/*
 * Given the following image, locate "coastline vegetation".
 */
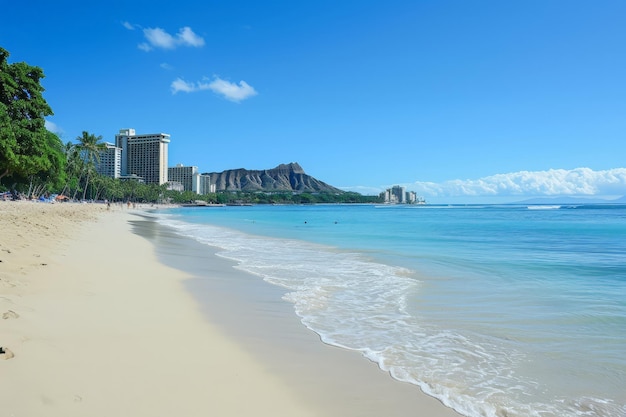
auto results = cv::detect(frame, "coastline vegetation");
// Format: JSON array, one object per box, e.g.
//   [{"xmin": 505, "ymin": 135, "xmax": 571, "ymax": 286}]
[{"xmin": 1, "ymin": 46, "xmax": 379, "ymax": 205}]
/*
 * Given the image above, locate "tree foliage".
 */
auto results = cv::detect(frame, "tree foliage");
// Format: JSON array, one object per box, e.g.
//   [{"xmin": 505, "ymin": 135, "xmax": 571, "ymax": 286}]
[
  {"xmin": 75, "ymin": 131, "xmax": 106, "ymax": 200},
  {"xmin": 0, "ymin": 47, "xmax": 54, "ymax": 183},
  {"xmin": 27, "ymin": 130, "xmax": 66, "ymax": 192}
]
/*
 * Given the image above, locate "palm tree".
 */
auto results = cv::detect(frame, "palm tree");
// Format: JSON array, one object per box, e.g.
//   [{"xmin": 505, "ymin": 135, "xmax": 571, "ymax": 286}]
[
  {"xmin": 61, "ymin": 141, "xmax": 79, "ymax": 197},
  {"xmin": 75, "ymin": 131, "xmax": 106, "ymax": 200}
]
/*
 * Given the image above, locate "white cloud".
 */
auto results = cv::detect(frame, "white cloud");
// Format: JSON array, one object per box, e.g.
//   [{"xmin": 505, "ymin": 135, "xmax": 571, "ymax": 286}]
[
  {"xmin": 176, "ymin": 26, "xmax": 205, "ymax": 47},
  {"xmin": 139, "ymin": 26, "xmax": 205, "ymax": 51},
  {"xmin": 160, "ymin": 62, "xmax": 173, "ymax": 71},
  {"xmin": 171, "ymin": 76, "xmax": 258, "ymax": 102},
  {"xmin": 338, "ymin": 185, "xmax": 383, "ymax": 195},
  {"xmin": 122, "ymin": 21, "xmax": 135, "ymax": 30},
  {"xmin": 171, "ymin": 78, "xmax": 196, "ymax": 93},
  {"xmin": 407, "ymin": 168, "xmax": 626, "ymax": 198},
  {"xmin": 142, "ymin": 27, "xmax": 176, "ymax": 50},
  {"xmin": 203, "ymin": 77, "xmax": 258, "ymax": 102},
  {"xmin": 45, "ymin": 120, "xmax": 62, "ymax": 134}
]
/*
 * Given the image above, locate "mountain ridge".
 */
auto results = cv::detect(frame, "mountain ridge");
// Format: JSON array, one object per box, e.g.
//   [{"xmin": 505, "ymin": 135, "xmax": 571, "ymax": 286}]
[{"xmin": 203, "ymin": 162, "xmax": 343, "ymax": 193}]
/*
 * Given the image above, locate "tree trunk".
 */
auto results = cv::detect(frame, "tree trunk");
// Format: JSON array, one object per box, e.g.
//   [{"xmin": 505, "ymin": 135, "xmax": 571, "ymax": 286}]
[
  {"xmin": 60, "ymin": 182, "xmax": 69, "ymax": 197},
  {"xmin": 82, "ymin": 172, "xmax": 90, "ymax": 201},
  {"xmin": 71, "ymin": 172, "xmax": 83, "ymax": 200}
]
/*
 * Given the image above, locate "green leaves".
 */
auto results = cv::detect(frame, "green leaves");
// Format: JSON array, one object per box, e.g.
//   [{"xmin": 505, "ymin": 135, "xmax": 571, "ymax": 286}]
[
  {"xmin": 0, "ymin": 47, "xmax": 55, "ymax": 183},
  {"xmin": 75, "ymin": 131, "xmax": 106, "ymax": 200}
]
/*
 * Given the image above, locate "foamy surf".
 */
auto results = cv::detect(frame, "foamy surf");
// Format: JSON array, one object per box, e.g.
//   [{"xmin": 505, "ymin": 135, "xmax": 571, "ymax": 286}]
[{"xmin": 153, "ymin": 204, "xmax": 626, "ymax": 417}]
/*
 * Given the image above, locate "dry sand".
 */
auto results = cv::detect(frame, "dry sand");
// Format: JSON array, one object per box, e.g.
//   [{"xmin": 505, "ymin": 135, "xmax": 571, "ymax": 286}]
[{"xmin": 0, "ymin": 201, "xmax": 462, "ymax": 417}]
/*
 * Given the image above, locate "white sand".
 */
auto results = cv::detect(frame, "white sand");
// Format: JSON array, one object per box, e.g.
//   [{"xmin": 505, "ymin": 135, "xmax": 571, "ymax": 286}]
[
  {"xmin": 1, "ymin": 202, "xmax": 318, "ymax": 416},
  {"xmin": 0, "ymin": 201, "xmax": 462, "ymax": 417}
]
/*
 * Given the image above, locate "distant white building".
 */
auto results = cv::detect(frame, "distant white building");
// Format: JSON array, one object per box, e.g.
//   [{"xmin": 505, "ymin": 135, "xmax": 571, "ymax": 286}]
[
  {"xmin": 168, "ymin": 164, "xmax": 213, "ymax": 195},
  {"xmin": 381, "ymin": 186, "xmax": 424, "ymax": 204},
  {"xmin": 94, "ymin": 142, "xmax": 122, "ymax": 178},
  {"xmin": 115, "ymin": 128, "xmax": 170, "ymax": 185},
  {"xmin": 198, "ymin": 174, "xmax": 216, "ymax": 194},
  {"xmin": 382, "ymin": 186, "xmax": 406, "ymax": 203}
]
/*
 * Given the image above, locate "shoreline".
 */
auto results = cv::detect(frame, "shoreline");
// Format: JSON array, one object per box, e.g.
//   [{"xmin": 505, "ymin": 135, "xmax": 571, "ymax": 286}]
[
  {"xmin": 133, "ymin": 213, "xmax": 462, "ymax": 417},
  {"xmin": 0, "ymin": 201, "xmax": 461, "ymax": 416}
]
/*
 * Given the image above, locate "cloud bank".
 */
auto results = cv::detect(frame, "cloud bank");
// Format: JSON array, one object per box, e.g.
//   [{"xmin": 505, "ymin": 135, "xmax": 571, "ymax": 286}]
[
  {"xmin": 171, "ymin": 76, "xmax": 258, "ymax": 102},
  {"xmin": 408, "ymin": 168, "xmax": 626, "ymax": 198},
  {"xmin": 138, "ymin": 26, "xmax": 205, "ymax": 51}
]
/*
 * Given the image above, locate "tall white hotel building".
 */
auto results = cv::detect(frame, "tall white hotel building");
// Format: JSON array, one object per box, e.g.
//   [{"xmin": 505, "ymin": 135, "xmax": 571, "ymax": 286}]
[
  {"xmin": 92, "ymin": 142, "xmax": 122, "ymax": 179},
  {"xmin": 115, "ymin": 128, "xmax": 170, "ymax": 184}
]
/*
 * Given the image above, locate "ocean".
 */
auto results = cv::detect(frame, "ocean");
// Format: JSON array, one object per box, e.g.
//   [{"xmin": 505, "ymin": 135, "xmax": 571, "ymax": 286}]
[{"xmin": 152, "ymin": 203, "xmax": 626, "ymax": 417}]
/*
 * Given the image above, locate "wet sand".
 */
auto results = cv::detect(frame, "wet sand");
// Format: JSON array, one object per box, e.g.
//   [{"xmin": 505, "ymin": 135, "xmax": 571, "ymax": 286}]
[
  {"xmin": 0, "ymin": 201, "xmax": 461, "ymax": 416},
  {"xmin": 131, "ymin": 214, "xmax": 462, "ymax": 417}
]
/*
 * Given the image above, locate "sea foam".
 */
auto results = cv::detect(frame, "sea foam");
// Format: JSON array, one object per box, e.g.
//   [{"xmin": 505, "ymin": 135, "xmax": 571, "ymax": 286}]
[{"xmin": 154, "ymin": 206, "xmax": 626, "ymax": 417}]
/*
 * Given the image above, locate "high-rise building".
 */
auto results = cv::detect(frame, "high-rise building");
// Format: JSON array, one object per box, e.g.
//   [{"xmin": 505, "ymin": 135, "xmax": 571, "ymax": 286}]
[
  {"xmin": 95, "ymin": 142, "xmax": 122, "ymax": 179},
  {"xmin": 168, "ymin": 164, "xmax": 213, "ymax": 195},
  {"xmin": 168, "ymin": 164, "xmax": 198, "ymax": 193},
  {"xmin": 115, "ymin": 128, "xmax": 170, "ymax": 184},
  {"xmin": 380, "ymin": 185, "xmax": 424, "ymax": 204},
  {"xmin": 198, "ymin": 174, "xmax": 215, "ymax": 194},
  {"xmin": 383, "ymin": 185, "xmax": 406, "ymax": 203}
]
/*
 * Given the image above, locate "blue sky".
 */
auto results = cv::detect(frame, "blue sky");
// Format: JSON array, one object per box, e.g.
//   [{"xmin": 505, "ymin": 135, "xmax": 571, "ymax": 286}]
[{"xmin": 2, "ymin": 0, "xmax": 625, "ymax": 203}]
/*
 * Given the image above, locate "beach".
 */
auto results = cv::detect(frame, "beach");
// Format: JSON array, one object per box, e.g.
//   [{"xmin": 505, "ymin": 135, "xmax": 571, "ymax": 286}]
[{"xmin": 0, "ymin": 201, "xmax": 461, "ymax": 417}]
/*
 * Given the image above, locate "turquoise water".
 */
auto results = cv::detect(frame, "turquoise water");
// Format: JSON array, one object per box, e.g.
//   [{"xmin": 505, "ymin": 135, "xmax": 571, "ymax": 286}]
[{"xmin": 154, "ymin": 204, "xmax": 626, "ymax": 417}]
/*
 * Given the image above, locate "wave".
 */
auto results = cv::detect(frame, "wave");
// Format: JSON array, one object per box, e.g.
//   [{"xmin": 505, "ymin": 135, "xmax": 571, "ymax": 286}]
[
  {"xmin": 527, "ymin": 205, "xmax": 562, "ymax": 210},
  {"xmin": 152, "ymin": 210, "xmax": 625, "ymax": 417}
]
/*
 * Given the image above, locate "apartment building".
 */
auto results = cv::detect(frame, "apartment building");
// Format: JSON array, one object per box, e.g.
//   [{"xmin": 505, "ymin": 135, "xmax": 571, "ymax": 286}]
[
  {"xmin": 168, "ymin": 164, "xmax": 214, "ymax": 195},
  {"xmin": 115, "ymin": 128, "xmax": 170, "ymax": 184},
  {"xmin": 380, "ymin": 186, "xmax": 424, "ymax": 204},
  {"xmin": 383, "ymin": 185, "xmax": 406, "ymax": 203},
  {"xmin": 94, "ymin": 142, "xmax": 122, "ymax": 178}
]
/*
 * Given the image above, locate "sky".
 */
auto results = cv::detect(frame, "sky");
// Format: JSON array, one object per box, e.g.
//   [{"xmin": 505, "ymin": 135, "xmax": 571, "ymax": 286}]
[{"xmin": 2, "ymin": 0, "xmax": 625, "ymax": 203}]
